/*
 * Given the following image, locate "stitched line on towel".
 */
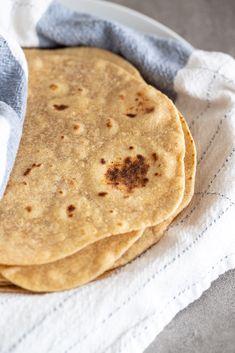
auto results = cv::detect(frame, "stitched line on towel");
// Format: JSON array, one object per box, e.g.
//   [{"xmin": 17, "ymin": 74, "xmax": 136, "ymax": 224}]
[
  {"xmin": 4, "ymin": 290, "xmax": 83, "ymax": 353},
  {"xmin": 5, "ymin": 151, "xmax": 233, "ymax": 353},
  {"xmin": 130, "ymin": 191, "xmax": 235, "ymax": 265},
  {"xmin": 119, "ymin": 192, "xmax": 235, "ymax": 269},
  {"xmin": 195, "ymin": 192, "xmax": 235, "ymax": 206},
  {"xmin": 197, "ymin": 108, "xmax": 233, "ymax": 166},
  {"xmin": 61, "ymin": 204, "xmax": 232, "ymax": 353},
  {"xmin": 110, "ymin": 253, "xmax": 235, "ymax": 353},
  {"xmin": 192, "ymin": 67, "xmax": 235, "ymax": 87},
  {"xmin": 189, "ymin": 58, "xmax": 231, "ymax": 129},
  {"xmin": 172, "ymin": 147, "xmax": 234, "ymax": 228}
]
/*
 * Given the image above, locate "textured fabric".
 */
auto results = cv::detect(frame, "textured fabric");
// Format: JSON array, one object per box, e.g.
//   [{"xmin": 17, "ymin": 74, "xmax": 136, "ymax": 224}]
[
  {"xmin": 0, "ymin": 1, "xmax": 234, "ymax": 353},
  {"xmin": 0, "ymin": 35, "xmax": 27, "ymax": 198}
]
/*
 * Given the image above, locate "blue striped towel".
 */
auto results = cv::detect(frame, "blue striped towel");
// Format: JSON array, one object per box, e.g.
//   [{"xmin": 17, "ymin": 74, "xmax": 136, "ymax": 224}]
[{"xmin": 0, "ymin": 2, "xmax": 234, "ymax": 353}]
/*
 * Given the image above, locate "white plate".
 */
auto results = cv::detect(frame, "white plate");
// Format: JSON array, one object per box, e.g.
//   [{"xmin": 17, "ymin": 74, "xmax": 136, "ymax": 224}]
[{"xmin": 59, "ymin": 0, "xmax": 188, "ymax": 45}]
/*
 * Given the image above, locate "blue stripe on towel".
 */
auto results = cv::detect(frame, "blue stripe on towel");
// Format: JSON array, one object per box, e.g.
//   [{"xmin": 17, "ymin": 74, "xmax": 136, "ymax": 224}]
[
  {"xmin": 0, "ymin": 37, "xmax": 27, "ymax": 198},
  {"xmin": 0, "ymin": 102, "xmax": 23, "ymax": 199},
  {"xmin": 0, "ymin": 36, "xmax": 27, "ymax": 120}
]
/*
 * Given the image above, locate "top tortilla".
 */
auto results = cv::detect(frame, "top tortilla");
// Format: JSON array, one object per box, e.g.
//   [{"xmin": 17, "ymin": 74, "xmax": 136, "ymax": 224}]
[
  {"xmin": 27, "ymin": 47, "xmax": 143, "ymax": 80},
  {"xmin": 0, "ymin": 48, "xmax": 185, "ymax": 265}
]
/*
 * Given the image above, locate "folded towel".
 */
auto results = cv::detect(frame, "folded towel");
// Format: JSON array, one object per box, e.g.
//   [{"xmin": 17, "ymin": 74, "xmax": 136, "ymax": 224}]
[{"xmin": 0, "ymin": 1, "xmax": 234, "ymax": 353}]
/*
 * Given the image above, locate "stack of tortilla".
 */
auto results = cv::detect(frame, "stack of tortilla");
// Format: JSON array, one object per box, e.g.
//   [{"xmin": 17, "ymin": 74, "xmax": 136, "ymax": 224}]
[{"xmin": 0, "ymin": 48, "xmax": 196, "ymax": 293}]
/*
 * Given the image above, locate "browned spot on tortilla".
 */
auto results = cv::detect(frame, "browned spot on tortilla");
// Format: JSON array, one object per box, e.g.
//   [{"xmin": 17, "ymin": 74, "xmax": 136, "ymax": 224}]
[
  {"xmin": 67, "ymin": 205, "xmax": 76, "ymax": 212},
  {"xmin": 125, "ymin": 157, "xmax": 131, "ymax": 164},
  {"xmin": 126, "ymin": 113, "xmax": 137, "ymax": 118},
  {"xmin": 67, "ymin": 204, "xmax": 75, "ymax": 218},
  {"xmin": 106, "ymin": 119, "xmax": 112, "ymax": 128},
  {"xmin": 25, "ymin": 206, "xmax": 32, "ymax": 213},
  {"xmin": 145, "ymin": 107, "xmax": 155, "ymax": 114},
  {"xmin": 78, "ymin": 88, "xmax": 83, "ymax": 92},
  {"xmin": 49, "ymin": 84, "xmax": 58, "ymax": 91},
  {"xmin": 53, "ymin": 104, "xmax": 69, "ymax": 111},
  {"xmin": 129, "ymin": 146, "xmax": 134, "ymax": 150},
  {"xmin": 109, "ymin": 210, "xmax": 113, "ymax": 213},
  {"xmin": 61, "ymin": 135, "xmax": 64, "ymax": 140},
  {"xmin": 23, "ymin": 168, "xmax": 31, "ymax": 176},
  {"xmin": 73, "ymin": 124, "xmax": 79, "ymax": 130},
  {"xmin": 22, "ymin": 181, "xmax": 27, "ymax": 185},
  {"xmin": 152, "ymin": 153, "xmax": 158, "ymax": 162},
  {"xmin": 100, "ymin": 158, "xmax": 106, "ymax": 164},
  {"xmin": 119, "ymin": 94, "xmax": 125, "ymax": 100},
  {"xmin": 23, "ymin": 163, "xmax": 41, "ymax": 176},
  {"xmin": 98, "ymin": 192, "xmax": 108, "ymax": 197},
  {"xmin": 105, "ymin": 154, "xmax": 149, "ymax": 193}
]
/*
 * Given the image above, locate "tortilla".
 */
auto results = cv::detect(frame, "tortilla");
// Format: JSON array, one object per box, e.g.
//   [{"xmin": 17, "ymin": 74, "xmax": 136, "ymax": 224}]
[
  {"xmin": 0, "ymin": 275, "xmax": 9, "ymax": 285},
  {"xmin": 107, "ymin": 114, "xmax": 196, "ymax": 271},
  {"xmin": 0, "ymin": 49, "xmax": 185, "ymax": 265},
  {"xmin": 0, "ymin": 274, "xmax": 6, "ymax": 281},
  {"xmin": 0, "ymin": 285, "xmax": 29, "ymax": 294},
  {"xmin": 24, "ymin": 47, "xmax": 143, "ymax": 81},
  {"xmin": 0, "ymin": 230, "xmax": 143, "ymax": 292}
]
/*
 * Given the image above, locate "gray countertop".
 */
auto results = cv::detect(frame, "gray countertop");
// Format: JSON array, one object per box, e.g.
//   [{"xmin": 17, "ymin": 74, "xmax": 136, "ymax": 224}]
[{"xmin": 109, "ymin": 0, "xmax": 235, "ymax": 352}]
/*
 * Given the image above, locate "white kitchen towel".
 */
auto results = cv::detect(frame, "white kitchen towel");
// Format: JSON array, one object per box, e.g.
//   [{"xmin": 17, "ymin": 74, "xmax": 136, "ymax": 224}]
[{"xmin": 0, "ymin": 1, "xmax": 235, "ymax": 353}]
